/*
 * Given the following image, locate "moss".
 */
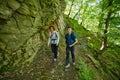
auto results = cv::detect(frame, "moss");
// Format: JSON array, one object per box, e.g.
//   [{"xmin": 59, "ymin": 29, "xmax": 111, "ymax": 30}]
[{"xmin": 0, "ymin": 0, "xmax": 66, "ymax": 73}]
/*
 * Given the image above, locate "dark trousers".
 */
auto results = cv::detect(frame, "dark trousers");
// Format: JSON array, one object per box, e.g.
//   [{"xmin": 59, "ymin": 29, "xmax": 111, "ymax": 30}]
[
  {"xmin": 51, "ymin": 44, "xmax": 58, "ymax": 59},
  {"xmin": 66, "ymin": 46, "xmax": 75, "ymax": 65}
]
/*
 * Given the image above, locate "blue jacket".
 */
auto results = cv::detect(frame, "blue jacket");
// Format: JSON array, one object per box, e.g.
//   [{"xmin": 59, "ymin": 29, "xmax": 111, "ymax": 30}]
[{"xmin": 65, "ymin": 33, "xmax": 76, "ymax": 45}]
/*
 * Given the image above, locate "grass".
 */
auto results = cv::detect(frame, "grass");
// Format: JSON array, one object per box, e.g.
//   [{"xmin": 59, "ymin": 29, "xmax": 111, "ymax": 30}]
[
  {"xmin": 98, "ymin": 46, "xmax": 120, "ymax": 80},
  {"xmin": 76, "ymin": 58, "xmax": 97, "ymax": 80}
]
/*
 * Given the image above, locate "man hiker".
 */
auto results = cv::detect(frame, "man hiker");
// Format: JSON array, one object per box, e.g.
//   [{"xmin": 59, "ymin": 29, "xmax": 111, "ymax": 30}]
[
  {"xmin": 48, "ymin": 25, "xmax": 60, "ymax": 62},
  {"xmin": 65, "ymin": 26, "xmax": 78, "ymax": 68}
]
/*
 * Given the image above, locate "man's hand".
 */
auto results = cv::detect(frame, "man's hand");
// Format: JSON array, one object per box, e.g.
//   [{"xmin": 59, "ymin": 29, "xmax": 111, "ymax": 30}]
[
  {"xmin": 70, "ymin": 39, "xmax": 78, "ymax": 47},
  {"xmin": 69, "ymin": 44, "xmax": 73, "ymax": 47},
  {"xmin": 69, "ymin": 39, "xmax": 78, "ymax": 47}
]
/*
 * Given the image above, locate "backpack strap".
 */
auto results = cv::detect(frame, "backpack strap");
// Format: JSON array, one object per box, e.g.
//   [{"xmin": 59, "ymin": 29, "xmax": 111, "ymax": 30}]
[
  {"xmin": 55, "ymin": 31, "xmax": 58, "ymax": 39},
  {"xmin": 71, "ymin": 32, "xmax": 75, "ymax": 42},
  {"xmin": 65, "ymin": 34, "xmax": 68, "ymax": 44}
]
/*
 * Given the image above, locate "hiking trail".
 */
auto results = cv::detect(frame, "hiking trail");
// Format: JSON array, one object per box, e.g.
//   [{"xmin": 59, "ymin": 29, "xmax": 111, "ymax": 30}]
[{"xmin": 1, "ymin": 37, "xmax": 103, "ymax": 80}]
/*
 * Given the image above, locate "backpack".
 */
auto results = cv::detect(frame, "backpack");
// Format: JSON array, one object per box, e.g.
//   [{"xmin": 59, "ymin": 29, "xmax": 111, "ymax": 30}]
[
  {"xmin": 55, "ymin": 31, "xmax": 58, "ymax": 40},
  {"xmin": 51, "ymin": 31, "xmax": 58, "ymax": 40}
]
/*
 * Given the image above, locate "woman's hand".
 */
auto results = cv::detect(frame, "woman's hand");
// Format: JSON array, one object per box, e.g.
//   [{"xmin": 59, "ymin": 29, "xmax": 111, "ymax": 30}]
[
  {"xmin": 56, "ymin": 43, "xmax": 59, "ymax": 46},
  {"xmin": 47, "ymin": 44, "xmax": 50, "ymax": 47}
]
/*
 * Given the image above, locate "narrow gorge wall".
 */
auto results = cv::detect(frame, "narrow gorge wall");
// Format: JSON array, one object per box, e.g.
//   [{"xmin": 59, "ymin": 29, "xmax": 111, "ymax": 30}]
[{"xmin": 0, "ymin": 0, "xmax": 66, "ymax": 72}]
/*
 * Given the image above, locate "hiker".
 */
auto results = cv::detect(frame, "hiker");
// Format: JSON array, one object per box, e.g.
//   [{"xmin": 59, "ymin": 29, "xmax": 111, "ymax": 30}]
[
  {"xmin": 65, "ymin": 26, "xmax": 78, "ymax": 68},
  {"xmin": 48, "ymin": 25, "xmax": 60, "ymax": 62}
]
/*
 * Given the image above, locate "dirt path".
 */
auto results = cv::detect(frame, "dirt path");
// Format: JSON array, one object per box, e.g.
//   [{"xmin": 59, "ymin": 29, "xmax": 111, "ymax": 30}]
[
  {"xmin": 15, "ymin": 46, "xmax": 79, "ymax": 80},
  {"xmin": 0, "ymin": 37, "xmax": 103, "ymax": 80}
]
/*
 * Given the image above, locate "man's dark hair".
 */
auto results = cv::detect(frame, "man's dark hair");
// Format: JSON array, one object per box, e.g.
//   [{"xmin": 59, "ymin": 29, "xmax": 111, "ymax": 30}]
[
  {"xmin": 67, "ymin": 25, "xmax": 74, "ymax": 30},
  {"xmin": 67, "ymin": 26, "xmax": 72, "ymax": 28}
]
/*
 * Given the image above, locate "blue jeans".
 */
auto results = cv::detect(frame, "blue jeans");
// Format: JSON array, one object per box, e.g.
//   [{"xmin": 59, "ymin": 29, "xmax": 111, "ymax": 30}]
[
  {"xmin": 51, "ymin": 44, "xmax": 58, "ymax": 59},
  {"xmin": 66, "ymin": 46, "xmax": 75, "ymax": 65}
]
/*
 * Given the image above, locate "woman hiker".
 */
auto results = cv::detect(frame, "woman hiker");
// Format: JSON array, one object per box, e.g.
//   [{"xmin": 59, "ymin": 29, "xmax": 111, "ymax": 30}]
[
  {"xmin": 65, "ymin": 26, "xmax": 78, "ymax": 68},
  {"xmin": 47, "ymin": 25, "xmax": 60, "ymax": 62}
]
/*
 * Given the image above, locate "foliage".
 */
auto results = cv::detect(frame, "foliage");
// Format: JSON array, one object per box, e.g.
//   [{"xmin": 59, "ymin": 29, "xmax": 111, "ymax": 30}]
[
  {"xmin": 98, "ymin": 45, "xmax": 120, "ymax": 80},
  {"xmin": 64, "ymin": 0, "xmax": 100, "ymax": 32},
  {"xmin": 76, "ymin": 58, "xmax": 97, "ymax": 80},
  {"xmin": 65, "ymin": 16, "xmax": 90, "ymax": 40},
  {"xmin": 65, "ymin": 0, "xmax": 120, "ymax": 79}
]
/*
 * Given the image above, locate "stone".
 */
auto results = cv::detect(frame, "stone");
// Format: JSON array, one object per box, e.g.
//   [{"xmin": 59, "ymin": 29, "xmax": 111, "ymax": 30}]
[
  {"xmin": 7, "ymin": 0, "xmax": 20, "ymax": 10},
  {"xmin": 0, "ymin": 0, "xmax": 66, "ymax": 73}
]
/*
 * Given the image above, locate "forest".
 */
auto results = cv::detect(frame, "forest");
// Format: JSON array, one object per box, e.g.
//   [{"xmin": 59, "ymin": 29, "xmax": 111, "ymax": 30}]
[
  {"xmin": 0, "ymin": 0, "xmax": 120, "ymax": 80},
  {"xmin": 64, "ymin": 0, "xmax": 120, "ymax": 79}
]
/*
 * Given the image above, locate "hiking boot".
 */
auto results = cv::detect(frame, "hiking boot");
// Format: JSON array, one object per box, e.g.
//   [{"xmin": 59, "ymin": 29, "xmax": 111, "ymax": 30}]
[
  {"xmin": 73, "ymin": 62, "xmax": 75, "ymax": 66},
  {"xmin": 65, "ymin": 64, "xmax": 70, "ymax": 68},
  {"xmin": 54, "ymin": 58, "xmax": 57, "ymax": 62}
]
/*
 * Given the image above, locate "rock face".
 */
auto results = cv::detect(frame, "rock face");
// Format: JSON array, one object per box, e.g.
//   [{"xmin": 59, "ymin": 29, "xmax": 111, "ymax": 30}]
[{"xmin": 0, "ymin": 0, "xmax": 66, "ymax": 72}]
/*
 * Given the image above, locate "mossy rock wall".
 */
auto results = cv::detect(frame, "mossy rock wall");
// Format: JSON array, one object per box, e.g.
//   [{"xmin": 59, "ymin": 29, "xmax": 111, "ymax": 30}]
[{"xmin": 0, "ymin": 0, "xmax": 66, "ymax": 72}]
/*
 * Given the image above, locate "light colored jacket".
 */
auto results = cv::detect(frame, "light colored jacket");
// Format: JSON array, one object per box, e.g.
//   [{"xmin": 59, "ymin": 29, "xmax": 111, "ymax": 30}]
[{"xmin": 48, "ymin": 31, "xmax": 60, "ymax": 46}]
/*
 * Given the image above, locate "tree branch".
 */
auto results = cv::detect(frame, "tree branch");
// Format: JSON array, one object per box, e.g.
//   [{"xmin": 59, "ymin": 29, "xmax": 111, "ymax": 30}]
[{"xmin": 68, "ymin": 0, "xmax": 74, "ymax": 17}]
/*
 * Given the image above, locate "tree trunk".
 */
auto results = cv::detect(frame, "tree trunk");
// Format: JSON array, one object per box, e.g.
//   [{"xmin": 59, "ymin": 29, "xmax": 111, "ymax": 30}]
[
  {"xmin": 68, "ymin": 0, "xmax": 74, "ymax": 17},
  {"xmin": 103, "ymin": 11, "xmax": 112, "ymax": 50},
  {"xmin": 73, "ymin": 7, "xmax": 81, "ymax": 19},
  {"xmin": 97, "ymin": 0, "xmax": 113, "ymax": 57}
]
